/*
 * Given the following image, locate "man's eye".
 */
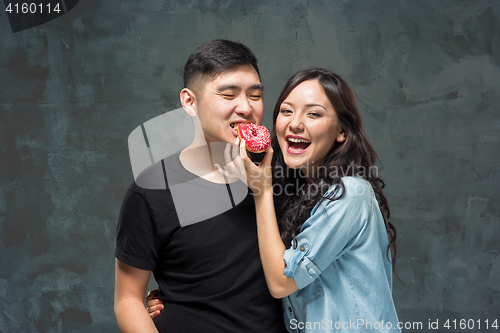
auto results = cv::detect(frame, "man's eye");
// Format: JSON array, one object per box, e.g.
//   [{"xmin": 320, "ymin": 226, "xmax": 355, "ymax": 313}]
[
  {"xmin": 249, "ymin": 95, "xmax": 262, "ymax": 100},
  {"xmin": 223, "ymin": 94, "xmax": 235, "ymax": 99}
]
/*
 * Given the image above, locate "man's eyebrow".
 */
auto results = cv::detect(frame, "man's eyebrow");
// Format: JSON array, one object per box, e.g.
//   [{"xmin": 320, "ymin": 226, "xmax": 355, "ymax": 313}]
[
  {"xmin": 249, "ymin": 84, "xmax": 264, "ymax": 91},
  {"xmin": 217, "ymin": 84, "xmax": 240, "ymax": 91},
  {"xmin": 216, "ymin": 84, "xmax": 264, "ymax": 91}
]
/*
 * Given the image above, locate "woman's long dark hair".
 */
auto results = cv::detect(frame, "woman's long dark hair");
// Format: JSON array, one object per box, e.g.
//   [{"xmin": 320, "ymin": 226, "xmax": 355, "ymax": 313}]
[{"xmin": 271, "ymin": 68, "xmax": 397, "ymax": 269}]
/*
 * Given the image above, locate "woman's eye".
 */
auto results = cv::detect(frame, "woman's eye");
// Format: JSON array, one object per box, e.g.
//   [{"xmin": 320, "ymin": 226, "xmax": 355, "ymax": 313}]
[
  {"xmin": 280, "ymin": 109, "xmax": 292, "ymax": 114},
  {"xmin": 308, "ymin": 112, "xmax": 321, "ymax": 117}
]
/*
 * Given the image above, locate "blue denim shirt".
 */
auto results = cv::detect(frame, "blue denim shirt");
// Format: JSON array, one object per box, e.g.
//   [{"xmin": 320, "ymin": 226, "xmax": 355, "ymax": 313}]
[{"xmin": 282, "ymin": 177, "xmax": 400, "ymax": 333}]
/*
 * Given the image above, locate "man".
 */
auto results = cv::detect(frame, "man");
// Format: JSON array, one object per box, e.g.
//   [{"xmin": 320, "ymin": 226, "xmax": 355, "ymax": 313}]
[{"xmin": 114, "ymin": 40, "xmax": 286, "ymax": 333}]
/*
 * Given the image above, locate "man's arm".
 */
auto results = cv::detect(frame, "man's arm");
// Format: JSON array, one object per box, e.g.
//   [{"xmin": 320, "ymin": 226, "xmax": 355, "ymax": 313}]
[{"xmin": 114, "ymin": 259, "xmax": 159, "ymax": 333}]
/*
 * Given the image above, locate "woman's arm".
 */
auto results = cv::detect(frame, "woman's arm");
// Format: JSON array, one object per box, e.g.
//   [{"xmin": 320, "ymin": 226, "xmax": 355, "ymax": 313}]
[
  {"xmin": 114, "ymin": 259, "xmax": 159, "ymax": 333},
  {"xmin": 218, "ymin": 140, "xmax": 298, "ymax": 298},
  {"xmin": 253, "ymin": 189, "xmax": 298, "ymax": 298}
]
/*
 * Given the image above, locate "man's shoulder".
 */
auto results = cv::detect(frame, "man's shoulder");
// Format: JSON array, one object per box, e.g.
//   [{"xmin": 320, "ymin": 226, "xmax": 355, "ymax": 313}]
[
  {"xmin": 133, "ymin": 160, "xmax": 168, "ymax": 191},
  {"xmin": 131, "ymin": 151, "xmax": 186, "ymax": 191}
]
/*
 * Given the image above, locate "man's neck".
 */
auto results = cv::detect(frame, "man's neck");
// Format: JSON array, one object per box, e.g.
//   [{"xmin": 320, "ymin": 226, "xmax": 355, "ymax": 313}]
[{"xmin": 179, "ymin": 141, "xmax": 239, "ymax": 184}]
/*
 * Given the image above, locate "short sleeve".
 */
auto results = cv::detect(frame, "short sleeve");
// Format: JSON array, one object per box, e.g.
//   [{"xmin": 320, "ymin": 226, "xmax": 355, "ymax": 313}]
[
  {"xmin": 283, "ymin": 177, "xmax": 374, "ymax": 289},
  {"xmin": 115, "ymin": 189, "xmax": 160, "ymax": 271}
]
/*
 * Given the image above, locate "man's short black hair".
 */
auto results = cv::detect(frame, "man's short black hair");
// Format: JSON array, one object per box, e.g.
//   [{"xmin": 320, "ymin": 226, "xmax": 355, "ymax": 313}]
[{"xmin": 183, "ymin": 40, "xmax": 260, "ymax": 93}]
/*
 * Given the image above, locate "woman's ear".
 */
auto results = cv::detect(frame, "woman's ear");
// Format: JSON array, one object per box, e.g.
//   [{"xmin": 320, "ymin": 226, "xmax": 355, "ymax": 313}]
[
  {"xmin": 180, "ymin": 88, "xmax": 197, "ymax": 117},
  {"xmin": 337, "ymin": 129, "xmax": 346, "ymax": 143}
]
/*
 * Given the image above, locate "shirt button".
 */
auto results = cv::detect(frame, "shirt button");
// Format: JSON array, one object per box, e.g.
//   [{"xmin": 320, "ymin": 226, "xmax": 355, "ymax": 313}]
[
  {"xmin": 288, "ymin": 306, "xmax": 293, "ymax": 312},
  {"xmin": 300, "ymin": 245, "xmax": 305, "ymax": 252}
]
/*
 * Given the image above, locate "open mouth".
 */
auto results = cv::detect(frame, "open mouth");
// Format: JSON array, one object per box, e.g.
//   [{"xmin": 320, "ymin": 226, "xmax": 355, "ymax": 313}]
[
  {"xmin": 230, "ymin": 121, "xmax": 253, "ymax": 130},
  {"xmin": 286, "ymin": 136, "xmax": 311, "ymax": 153}
]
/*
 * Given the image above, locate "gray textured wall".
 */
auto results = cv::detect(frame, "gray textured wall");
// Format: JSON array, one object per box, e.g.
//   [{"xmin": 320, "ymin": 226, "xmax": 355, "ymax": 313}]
[{"xmin": 1, "ymin": 0, "xmax": 499, "ymax": 332}]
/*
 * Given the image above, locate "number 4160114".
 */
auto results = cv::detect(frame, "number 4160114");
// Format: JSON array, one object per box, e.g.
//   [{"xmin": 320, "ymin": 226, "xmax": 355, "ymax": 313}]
[
  {"xmin": 443, "ymin": 319, "xmax": 498, "ymax": 330},
  {"xmin": 5, "ymin": 2, "xmax": 61, "ymax": 14}
]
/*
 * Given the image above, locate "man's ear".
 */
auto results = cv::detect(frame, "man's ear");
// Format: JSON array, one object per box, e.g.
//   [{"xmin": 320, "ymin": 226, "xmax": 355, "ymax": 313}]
[
  {"xmin": 180, "ymin": 88, "xmax": 197, "ymax": 117},
  {"xmin": 337, "ymin": 129, "xmax": 346, "ymax": 143}
]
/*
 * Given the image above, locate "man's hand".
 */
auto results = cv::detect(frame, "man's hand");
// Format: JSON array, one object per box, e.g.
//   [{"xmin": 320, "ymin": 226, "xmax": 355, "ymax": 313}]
[{"xmin": 146, "ymin": 289, "xmax": 164, "ymax": 320}]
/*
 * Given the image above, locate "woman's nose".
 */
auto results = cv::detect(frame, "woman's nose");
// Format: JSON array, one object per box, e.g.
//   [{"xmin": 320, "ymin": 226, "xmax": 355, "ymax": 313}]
[{"xmin": 288, "ymin": 114, "xmax": 305, "ymax": 132}]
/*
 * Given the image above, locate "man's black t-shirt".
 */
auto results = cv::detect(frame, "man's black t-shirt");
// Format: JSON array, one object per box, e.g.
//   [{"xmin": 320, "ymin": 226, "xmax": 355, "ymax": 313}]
[{"xmin": 115, "ymin": 152, "xmax": 285, "ymax": 333}]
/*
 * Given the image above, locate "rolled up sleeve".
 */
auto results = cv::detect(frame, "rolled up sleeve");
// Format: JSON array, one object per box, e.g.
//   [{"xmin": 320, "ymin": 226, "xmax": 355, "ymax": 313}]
[
  {"xmin": 115, "ymin": 189, "xmax": 159, "ymax": 271},
  {"xmin": 283, "ymin": 178, "xmax": 374, "ymax": 289}
]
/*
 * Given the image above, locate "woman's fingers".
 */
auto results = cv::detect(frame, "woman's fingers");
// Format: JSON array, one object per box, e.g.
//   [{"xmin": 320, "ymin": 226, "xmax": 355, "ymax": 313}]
[
  {"xmin": 146, "ymin": 288, "xmax": 159, "ymax": 300},
  {"xmin": 259, "ymin": 145, "xmax": 274, "ymax": 168},
  {"xmin": 223, "ymin": 142, "xmax": 243, "ymax": 172},
  {"xmin": 217, "ymin": 140, "xmax": 250, "ymax": 185},
  {"xmin": 214, "ymin": 163, "xmax": 228, "ymax": 178},
  {"xmin": 219, "ymin": 144, "xmax": 237, "ymax": 178},
  {"xmin": 232, "ymin": 137, "xmax": 240, "ymax": 159},
  {"xmin": 149, "ymin": 309, "xmax": 161, "ymax": 320},
  {"xmin": 224, "ymin": 142, "xmax": 233, "ymax": 167},
  {"xmin": 238, "ymin": 139, "xmax": 253, "ymax": 169},
  {"xmin": 146, "ymin": 297, "xmax": 163, "ymax": 308},
  {"xmin": 147, "ymin": 302, "xmax": 164, "ymax": 313},
  {"xmin": 145, "ymin": 293, "xmax": 164, "ymax": 320},
  {"xmin": 148, "ymin": 304, "xmax": 163, "ymax": 320}
]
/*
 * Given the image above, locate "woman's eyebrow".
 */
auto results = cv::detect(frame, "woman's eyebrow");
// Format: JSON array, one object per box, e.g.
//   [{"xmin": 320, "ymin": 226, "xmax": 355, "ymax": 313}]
[
  {"xmin": 281, "ymin": 101, "xmax": 326, "ymax": 110},
  {"xmin": 304, "ymin": 103, "xmax": 326, "ymax": 110}
]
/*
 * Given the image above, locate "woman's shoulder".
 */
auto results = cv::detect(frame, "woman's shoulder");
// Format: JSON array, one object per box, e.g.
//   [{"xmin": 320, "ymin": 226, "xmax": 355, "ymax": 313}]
[
  {"xmin": 342, "ymin": 176, "xmax": 373, "ymax": 192},
  {"xmin": 325, "ymin": 176, "xmax": 373, "ymax": 198},
  {"xmin": 311, "ymin": 176, "xmax": 374, "ymax": 220},
  {"xmin": 318, "ymin": 177, "xmax": 374, "ymax": 213}
]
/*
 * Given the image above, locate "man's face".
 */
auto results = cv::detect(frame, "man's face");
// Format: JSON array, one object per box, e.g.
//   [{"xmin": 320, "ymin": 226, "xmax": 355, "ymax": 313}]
[{"xmin": 195, "ymin": 64, "xmax": 264, "ymax": 143}]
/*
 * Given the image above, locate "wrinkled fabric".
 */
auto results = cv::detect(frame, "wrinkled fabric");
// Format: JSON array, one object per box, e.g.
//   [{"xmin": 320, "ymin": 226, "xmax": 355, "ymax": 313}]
[{"xmin": 282, "ymin": 177, "xmax": 400, "ymax": 333}]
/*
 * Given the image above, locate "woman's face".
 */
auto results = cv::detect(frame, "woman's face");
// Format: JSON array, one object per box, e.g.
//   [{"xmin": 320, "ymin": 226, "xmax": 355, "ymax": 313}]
[{"xmin": 275, "ymin": 79, "xmax": 345, "ymax": 174}]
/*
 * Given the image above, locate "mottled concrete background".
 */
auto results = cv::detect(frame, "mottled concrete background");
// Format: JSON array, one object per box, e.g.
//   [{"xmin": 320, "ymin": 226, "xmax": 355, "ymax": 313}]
[{"xmin": 1, "ymin": 0, "xmax": 499, "ymax": 332}]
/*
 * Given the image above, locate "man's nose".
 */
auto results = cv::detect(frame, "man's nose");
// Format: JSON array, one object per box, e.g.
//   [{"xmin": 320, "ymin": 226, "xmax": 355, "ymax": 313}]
[{"xmin": 234, "ymin": 96, "xmax": 253, "ymax": 116}]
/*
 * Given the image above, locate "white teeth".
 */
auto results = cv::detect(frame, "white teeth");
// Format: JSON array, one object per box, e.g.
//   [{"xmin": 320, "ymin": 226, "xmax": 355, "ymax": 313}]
[
  {"xmin": 288, "ymin": 137, "xmax": 310, "ymax": 143},
  {"xmin": 231, "ymin": 122, "xmax": 253, "ymax": 129}
]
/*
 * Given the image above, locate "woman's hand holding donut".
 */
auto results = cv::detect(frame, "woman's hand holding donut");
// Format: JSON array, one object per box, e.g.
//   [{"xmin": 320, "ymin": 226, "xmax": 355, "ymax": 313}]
[
  {"xmin": 215, "ymin": 138, "xmax": 273, "ymax": 196},
  {"xmin": 214, "ymin": 138, "xmax": 249, "ymax": 186},
  {"xmin": 245, "ymin": 140, "xmax": 273, "ymax": 196}
]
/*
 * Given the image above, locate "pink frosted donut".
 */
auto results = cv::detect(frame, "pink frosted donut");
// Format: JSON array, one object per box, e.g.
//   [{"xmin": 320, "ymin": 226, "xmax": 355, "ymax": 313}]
[{"xmin": 237, "ymin": 123, "xmax": 271, "ymax": 153}]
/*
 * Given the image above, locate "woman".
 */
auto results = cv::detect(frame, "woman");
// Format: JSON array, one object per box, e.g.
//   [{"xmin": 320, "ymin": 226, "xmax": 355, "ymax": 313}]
[
  {"xmin": 237, "ymin": 68, "xmax": 400, "ymax": 333},
  {"xmin": 148, "ymin": 68, "xmax": 400, "ymax": 332}
]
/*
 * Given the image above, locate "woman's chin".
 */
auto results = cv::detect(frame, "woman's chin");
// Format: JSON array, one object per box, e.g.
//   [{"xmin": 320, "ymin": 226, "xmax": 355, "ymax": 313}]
[{"xmin": 282, "ymin": 158, "xmax": 306, "ymax": 170}]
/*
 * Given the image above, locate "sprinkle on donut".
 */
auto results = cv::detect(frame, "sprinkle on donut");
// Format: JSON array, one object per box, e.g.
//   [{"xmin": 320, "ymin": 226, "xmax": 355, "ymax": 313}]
[{"xmin": 237, "ymin": 123, "xmax": 271, "ymax": 153}]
